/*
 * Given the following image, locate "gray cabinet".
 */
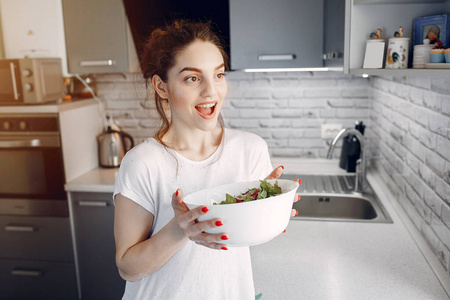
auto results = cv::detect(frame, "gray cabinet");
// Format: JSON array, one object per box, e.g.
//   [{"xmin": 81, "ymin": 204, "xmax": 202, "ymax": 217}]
[
  {"xmin": 62, "ymin": 0, "xmax": 129, "ymax": 74},
  {"xmin": 70, "ymin": 192, "xmax": 125, "ymax": 300},
  {"xmin": 229, "ymin": 0, "xmax": 324, "ymax": 70},
  {"xmin": 0, "ymin": 216, "xmax": 77, "ymax": 300}
]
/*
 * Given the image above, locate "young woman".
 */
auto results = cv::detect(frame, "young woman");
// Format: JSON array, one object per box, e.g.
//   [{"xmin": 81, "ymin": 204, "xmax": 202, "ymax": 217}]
[{"xmin": 114, "ymin": 20, "xmax": 298, "ymax": 299}]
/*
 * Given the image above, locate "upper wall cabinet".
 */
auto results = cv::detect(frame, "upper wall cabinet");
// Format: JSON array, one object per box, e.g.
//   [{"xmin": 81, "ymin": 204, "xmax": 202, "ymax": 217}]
[
  {"xmin": 345, "ymin": 0, "xmax": 450, "ymax": 76},
  {"xmin": 0, "ymin": 0, "xmax": 69, "ymax": 75},
  {"xmin": 229, "ymin": 0, "xmax": 325, "ymax": 70},
  {"xmin": 62, "ymin": 0, "xmax": 130, "ymax": 74}
]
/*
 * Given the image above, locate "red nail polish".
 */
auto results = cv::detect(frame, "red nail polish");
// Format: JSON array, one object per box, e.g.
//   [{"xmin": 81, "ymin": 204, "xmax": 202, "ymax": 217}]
[
  {"xmin": 221, "ymin": 246, "xmax": 228, "ymax": 250},
  {"xmin": 215, "ymin": 220, "xmax": 223, "ymax": 226},
  {"xmin": 295, "ymin": 210, "xmax": 299, "ymax": 216},
  {"xmin": 280, "ymin": 165, "xmax": 284, "ymax": 170},
  {"xmin": 283, "ymin": 229, "xmax": 286, "ymax": 233},
  {"xmin": 297, "ymin": 195, "xmax": 301, "ymax": 201},
  {"xmin": 176, "ymin": 190, "xmax": 179, "ymax": 196},
  {"xmin": 221, "ymin": 235, "xmax": 228, "ymax": 240},
  {"xmin": 202, "ymin": 207, "xmax": 208, "ymax": 213}
]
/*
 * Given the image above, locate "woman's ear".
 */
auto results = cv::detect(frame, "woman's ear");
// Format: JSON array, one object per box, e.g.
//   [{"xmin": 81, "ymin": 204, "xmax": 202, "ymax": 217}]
[{"xmin": 152, "ymin": 75, "xmax": 169, "ymax": 99}]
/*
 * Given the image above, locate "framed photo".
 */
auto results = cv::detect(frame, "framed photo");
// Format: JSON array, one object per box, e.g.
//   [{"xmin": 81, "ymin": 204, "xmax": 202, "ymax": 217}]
[{"xmin": 412, "ymin": 14, "xmax": 450, "ymax": 47}]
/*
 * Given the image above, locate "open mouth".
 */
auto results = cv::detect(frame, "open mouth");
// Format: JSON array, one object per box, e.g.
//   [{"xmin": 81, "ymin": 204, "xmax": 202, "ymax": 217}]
[{"xmin": 195, "ymin": 102, "xmax": 217, "ymax": 119}]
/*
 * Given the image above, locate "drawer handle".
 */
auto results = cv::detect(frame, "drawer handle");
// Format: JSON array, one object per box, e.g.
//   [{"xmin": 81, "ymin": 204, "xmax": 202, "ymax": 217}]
[
  {"xmin": 12, "ymin": 269, "xmax": 43, "ymax": 277},
  {"xmin": 5, "ymin": 225, "xmax": 37, "ymax": 232},
  {"xmin": 257, "ymin": 54, "xmax": 296, "ymax": 61},
  {"xmin": 0, "ymin": 138, "xmax": 41, "ymax": 148},
  {"xmin": 80, "ymin": 60, "xmax": 115, "ymax": 67},
  {"xmin": 79, "ymin": 201, "xmax": 108, "ymax": 207}
]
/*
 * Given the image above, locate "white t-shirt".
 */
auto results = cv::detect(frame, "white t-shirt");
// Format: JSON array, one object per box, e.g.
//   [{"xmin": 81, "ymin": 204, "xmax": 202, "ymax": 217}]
[{"xmin": 114, "ymin": 128, "xmax": 273, "ymax": 300}]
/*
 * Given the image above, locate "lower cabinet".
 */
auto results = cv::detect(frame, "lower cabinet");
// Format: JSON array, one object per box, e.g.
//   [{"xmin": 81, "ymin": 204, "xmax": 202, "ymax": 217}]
[
  {"xmin": 0, "ymin": 259, "xmax": 78, "ymax": 300},
  {"xmin": 0, "ymin": 216, "xmax": 78, "ymax": 300},
  {"xmin": 69, "ymin": 192, "xmax": 125, "ymax": 300}
]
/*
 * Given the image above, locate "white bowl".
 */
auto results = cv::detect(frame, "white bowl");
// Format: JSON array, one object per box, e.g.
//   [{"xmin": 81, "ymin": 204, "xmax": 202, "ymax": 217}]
[{"xmin": 183, "ymin": 179, "xmax": 299, "ymax": 247}]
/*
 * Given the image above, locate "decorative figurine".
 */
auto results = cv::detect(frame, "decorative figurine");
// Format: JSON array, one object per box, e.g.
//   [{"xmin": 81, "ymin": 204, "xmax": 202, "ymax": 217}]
[
  {"xmin": 394, "ymin": 26, "xmax": 404, "ymax": 38},
  {"xmin": 370, "ymin": 28, "xmax": 382, "ymax": 39}
]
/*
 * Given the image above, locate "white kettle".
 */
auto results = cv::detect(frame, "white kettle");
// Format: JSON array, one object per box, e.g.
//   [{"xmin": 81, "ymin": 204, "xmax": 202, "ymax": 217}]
[{"xmin": 97, "ymin": 127, "xmax": 134, "ymax": 168}]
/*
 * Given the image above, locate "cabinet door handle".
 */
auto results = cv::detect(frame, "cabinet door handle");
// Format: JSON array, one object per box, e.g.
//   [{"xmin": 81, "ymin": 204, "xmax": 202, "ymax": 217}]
[
  {"xmin": 79, "ymin": 201, "xmax": 108, "ymax": 207},
  {"xmin": 79, "ymin": 60, "xmax": 115, "ymax": 67},
  {"xmin": 257, "ymin": 54, "xmax": 296, "ymax": 61},
  {"xmin": 11, "ymin": 269, "xmax": 43, "ymax": 277},
  {"xmin": 323, "ymin": 52, "xmax": 342, "ymax": 60},
  {"xmin": 5, "ymin": 225, "xmax": 37, "ymax": 232}
]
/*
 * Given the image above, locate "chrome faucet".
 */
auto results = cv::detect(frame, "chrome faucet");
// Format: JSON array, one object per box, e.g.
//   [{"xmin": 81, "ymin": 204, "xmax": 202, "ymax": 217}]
[{"xmin": 327, "ymin": 128, "xmax": 365, "ymax": 193}]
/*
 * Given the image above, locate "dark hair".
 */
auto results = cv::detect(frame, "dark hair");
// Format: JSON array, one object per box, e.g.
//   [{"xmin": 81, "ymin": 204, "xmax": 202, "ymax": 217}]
[{"xmin": 140, "ymin": 20, "xmax": 229, "ymax": 144}]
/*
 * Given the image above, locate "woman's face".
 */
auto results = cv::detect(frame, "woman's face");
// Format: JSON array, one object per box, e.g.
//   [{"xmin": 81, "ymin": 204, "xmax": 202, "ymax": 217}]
[{"xmin": 158, "ymin": 40, "xmax": 227, "ymax": 133}]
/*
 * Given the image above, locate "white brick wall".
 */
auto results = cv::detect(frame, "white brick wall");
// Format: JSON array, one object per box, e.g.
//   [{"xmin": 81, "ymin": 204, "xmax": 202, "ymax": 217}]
[
  {"xmin": 95, "ymin": 71, "xmax": 371, "ymax": 156},
  {"xmin": 94, "ymin": 71, "xmax": 450, "ymax": 276},
  {"xmin": 370, "ymin": 76, "xmax": 450, "ymax": 276},
  {"xmin": 223, "ymin": 71, "xmax": 370, "ymax": 158}
]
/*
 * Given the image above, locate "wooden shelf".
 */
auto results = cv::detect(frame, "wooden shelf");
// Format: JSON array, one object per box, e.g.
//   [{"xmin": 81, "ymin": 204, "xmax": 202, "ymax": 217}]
[{"xmin": 350, "ymin": 68, "xmax": 450, "ymax": 77}]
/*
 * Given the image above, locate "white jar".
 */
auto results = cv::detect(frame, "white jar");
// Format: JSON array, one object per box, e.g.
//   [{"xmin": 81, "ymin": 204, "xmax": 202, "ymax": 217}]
[
  {"xmin": 385, "ymin": 37, "xmax": 410, "ymax": 69},
  {"xmin": 413, "ymin": 44, "xmax": 434, "ymax": 68}
]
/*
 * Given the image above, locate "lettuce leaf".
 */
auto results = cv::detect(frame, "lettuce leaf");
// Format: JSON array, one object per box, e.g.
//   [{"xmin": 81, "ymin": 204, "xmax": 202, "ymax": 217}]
[{"xmin": 218, "ymin": 180, "xmax": 282, "ymax": 205}]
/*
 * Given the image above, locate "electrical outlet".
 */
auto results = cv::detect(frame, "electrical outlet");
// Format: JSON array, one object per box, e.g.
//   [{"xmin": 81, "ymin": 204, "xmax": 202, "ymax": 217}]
[{"xmin": 321, "ymin": 124, "xmax": 342, "ymax": 139}]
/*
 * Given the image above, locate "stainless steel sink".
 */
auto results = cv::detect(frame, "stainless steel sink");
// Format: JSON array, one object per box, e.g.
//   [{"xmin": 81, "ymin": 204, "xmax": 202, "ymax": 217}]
[{"xmin": 280, "ymin": 174, "xmax": 392, "ymax": 223}]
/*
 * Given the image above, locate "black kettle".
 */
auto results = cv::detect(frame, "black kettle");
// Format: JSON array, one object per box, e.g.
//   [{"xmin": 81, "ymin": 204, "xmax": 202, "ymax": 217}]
[{"xmin": 97, "ymin": 127, "xmax": 134, "ymax": 168}]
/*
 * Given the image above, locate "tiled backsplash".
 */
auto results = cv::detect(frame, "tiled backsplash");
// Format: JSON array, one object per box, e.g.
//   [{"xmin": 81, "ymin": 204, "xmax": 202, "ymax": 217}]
[
  {"xmin": 96, "ymin": 71, "xmax": 371, "ymax": 158},
  {"xmin": 95, "ymin": 72, "xmax": 450, "ymax": 276},
  {"xmin": 222, "ymin": 72, "xmax": 370, "ymax": 158}
]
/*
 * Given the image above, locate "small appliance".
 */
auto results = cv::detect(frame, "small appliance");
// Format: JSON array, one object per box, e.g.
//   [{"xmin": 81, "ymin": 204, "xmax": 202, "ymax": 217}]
[
  {"xmin": 97, "ymin": 127, "xmax": 134, "ymax": 168},
  {"xmin": 0, "ymin": 57, "xmax": 65, "ymax": 105}
]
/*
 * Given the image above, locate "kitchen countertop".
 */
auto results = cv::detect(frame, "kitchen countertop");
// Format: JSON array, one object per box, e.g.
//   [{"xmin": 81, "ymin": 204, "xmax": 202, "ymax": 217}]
[
  {"xmin": 64, "ymin": 159, "xmax": 347, "ymax": 193},
  {"xmin": 0, "ymin": 98, "xmax": 97, "ymax": 113},
  {"xmin": 65, "ymin": 167, "xmax": 118, "ymax": 193},
  {"xmin": 64, "ymin": 159, "xmax": 450, "ymax": 299},
  {"xmin": 251, "ymin": 171, "xmax": 449, "ymax": 299}
]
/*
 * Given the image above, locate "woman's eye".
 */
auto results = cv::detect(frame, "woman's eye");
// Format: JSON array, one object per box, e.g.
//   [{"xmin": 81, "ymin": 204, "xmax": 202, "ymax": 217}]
[
  {"xmin": 186, "ymin": 76, "xmax": 199, "ymax": 83},
  {"xmin": 216, "ymin": 72, "xmax": 227, "ymax": 79}
]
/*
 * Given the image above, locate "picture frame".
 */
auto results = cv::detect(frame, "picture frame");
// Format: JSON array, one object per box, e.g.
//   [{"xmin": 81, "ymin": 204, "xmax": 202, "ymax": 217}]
[{"xmin": 412, "ymin": 14, "xmax": 450, "ymax": 48}]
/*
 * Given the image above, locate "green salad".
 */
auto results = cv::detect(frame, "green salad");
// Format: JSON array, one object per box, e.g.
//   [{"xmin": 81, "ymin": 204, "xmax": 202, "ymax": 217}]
[{"xmin": 216, "ymin": 180, "xmax": 282, "ymax": 205}]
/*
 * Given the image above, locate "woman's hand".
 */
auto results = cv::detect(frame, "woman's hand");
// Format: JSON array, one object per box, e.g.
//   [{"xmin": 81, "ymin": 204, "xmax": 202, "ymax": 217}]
[
  {"xmin": 171, "ymin": 189, "xmax": 229, "ymax": 250},
  {"xmin": 266, "ymin": 165, "xmax": 301, "ymax": 217}
]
